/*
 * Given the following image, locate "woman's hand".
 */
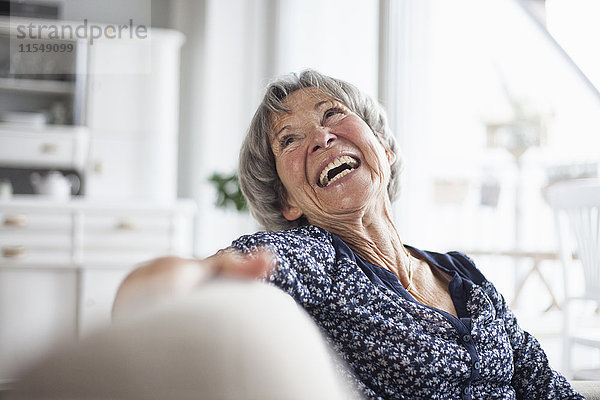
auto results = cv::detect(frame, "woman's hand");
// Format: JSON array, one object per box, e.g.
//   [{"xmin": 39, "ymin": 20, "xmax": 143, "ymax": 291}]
[{"xmin": 112, "ymin": 250, "xmax": 274, "ymax": 320}]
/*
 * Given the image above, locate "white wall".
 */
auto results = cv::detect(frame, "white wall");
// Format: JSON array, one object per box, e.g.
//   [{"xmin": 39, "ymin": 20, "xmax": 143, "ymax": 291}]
[
  {"xmin": 32, "ymin": 0, "xmax": 152, "ymax": 25},
  {"xmin": 172, "ymin": 0, "xmax": 380, "ymax": 256},
  {"xmin": 274, "ymin": 0, "xmax": 379, "ymax": 98},
  {"xmin": 172, "ymin": 0, "xmax": 272, "ymax": 256}
]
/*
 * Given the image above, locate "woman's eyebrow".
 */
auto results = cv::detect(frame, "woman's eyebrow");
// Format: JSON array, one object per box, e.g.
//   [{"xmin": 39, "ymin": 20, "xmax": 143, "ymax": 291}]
[
  {"xmin": 273, "ymin": 100, "xmax": 332, "ymax": 140},
  {"xmin": 314, "ymin": 100, "xmax": 330, "ymax": 110},
  {"xmin": 274, "ymin": 125, "xmax": 291, "ymax": 139}
]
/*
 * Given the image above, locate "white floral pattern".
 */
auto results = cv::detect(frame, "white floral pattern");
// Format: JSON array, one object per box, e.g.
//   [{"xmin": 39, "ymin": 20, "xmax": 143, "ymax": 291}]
[{"xmin": 230, "ymin": 225, "xmax": 583, "ymax": 400}]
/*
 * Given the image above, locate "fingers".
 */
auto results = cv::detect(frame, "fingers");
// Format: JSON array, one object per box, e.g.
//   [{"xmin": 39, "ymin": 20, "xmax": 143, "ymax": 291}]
[
  {"xmin": 205, "ymin": 249, "xmax": 275, "ymax": 280},
  {"xmin": 113, "ymin": 257, "xmax": 205, "ymax": 318},
  {"xmin": 112, "ymin": 251, "xmax": 276, "ymax": 320}
]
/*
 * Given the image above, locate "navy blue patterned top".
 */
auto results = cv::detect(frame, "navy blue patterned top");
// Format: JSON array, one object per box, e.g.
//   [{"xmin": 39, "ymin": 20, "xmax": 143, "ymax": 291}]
[{"xmin": 230, "ymin": 225, "xmax": 583, "ymax": 400}]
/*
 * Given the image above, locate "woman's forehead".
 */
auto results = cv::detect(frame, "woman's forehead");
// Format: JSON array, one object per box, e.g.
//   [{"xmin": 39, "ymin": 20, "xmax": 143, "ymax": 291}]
[
  {"xmin": 270, "ymin": 87, "xmax": 338, "ymax": 131},
  {"xmin": 284, "ymin": 87, "xmax": 332, "ymax": 108}
]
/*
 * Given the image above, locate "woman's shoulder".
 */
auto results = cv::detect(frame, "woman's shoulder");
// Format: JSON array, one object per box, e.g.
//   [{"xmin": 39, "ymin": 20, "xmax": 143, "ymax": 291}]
[
  {"xmin": 230, "ymin": 225, "xmax": 335, "ymax": 258},
  {"xmin": 230, "ymin": 226, "xmax": 338, "ymax": 307}
]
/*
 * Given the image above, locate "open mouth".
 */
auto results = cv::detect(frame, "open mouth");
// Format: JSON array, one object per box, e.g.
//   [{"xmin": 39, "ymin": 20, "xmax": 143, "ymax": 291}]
[{"xmin": 318, "ymin": 155, "xmax": 360, "ymax": 187}]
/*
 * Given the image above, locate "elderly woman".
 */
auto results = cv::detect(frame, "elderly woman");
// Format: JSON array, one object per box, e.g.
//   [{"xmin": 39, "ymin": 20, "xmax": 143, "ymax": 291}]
[{"xmin": 114, "ymin": 70, "xmax": 582, "ymax": 399}]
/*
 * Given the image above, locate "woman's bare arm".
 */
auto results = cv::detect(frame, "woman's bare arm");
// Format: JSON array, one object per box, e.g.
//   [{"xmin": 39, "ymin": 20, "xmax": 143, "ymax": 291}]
[{"xmin": 112, "ymin": 250, "xmax": 274, "ymax": 320}]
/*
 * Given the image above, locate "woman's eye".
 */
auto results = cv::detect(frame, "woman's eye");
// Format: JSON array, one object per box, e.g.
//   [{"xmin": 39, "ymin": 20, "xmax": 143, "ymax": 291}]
[
  {"xmin": 280, "ymin": 135, "xmax": 295, "ymax": 148},
  {"xmin": 323, "ymin": 107, "xmax": 345, "ymax": 123}
]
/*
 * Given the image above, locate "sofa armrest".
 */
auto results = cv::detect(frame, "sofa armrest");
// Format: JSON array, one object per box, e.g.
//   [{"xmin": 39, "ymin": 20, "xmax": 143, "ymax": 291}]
[
  {"xmin": 572, "ymin": 380, "xmax": 600, "ymax": 400},
  {"xmin": 9, "ymin": 281, "xmax": 357, "ymax": 400}
]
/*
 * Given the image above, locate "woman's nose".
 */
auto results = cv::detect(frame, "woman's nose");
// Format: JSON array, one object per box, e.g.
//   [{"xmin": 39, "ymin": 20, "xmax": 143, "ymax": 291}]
[{"xmin": 310, "ymin": 128, "xmax": 336, "ymax": 153}]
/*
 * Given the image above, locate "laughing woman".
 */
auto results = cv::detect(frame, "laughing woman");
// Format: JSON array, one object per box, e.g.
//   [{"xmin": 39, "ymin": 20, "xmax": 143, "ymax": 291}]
[{"xmin": 114, "ymin": 70, "xmax": 583, "ymax": 399}]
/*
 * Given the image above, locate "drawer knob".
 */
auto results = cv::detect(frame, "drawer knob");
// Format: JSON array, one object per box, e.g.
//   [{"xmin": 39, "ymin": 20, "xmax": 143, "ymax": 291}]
[
  {"xmin": 2, "ymin": 245, "xmax": 26, "ymax": 259},
  {"xmin": 3, "ymin": 214, "xmax": 28, "ymax": 227},
  {"xmin": 40, "ymin": 143, "xmax": 58, "ymax": 154},
  {"xmin": 116, "ymin": 219, "xmax": 137, "ymax": 230}
]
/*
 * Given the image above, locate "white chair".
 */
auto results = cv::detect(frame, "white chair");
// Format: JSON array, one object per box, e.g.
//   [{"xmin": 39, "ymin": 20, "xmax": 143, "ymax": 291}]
[{"xmin": 546, "ymin": 178, "xmax": 600, "ymax": 379}]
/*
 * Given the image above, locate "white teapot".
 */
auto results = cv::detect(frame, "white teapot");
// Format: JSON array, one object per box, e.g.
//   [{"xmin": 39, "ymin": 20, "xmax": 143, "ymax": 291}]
[{"xmin": 30, "ymin": 171, "xmax": 79, "ymax": 200}]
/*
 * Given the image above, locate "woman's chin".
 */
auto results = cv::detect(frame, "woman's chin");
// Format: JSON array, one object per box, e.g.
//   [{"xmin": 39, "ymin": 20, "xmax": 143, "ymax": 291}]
[
  {"xmin": 304, "ymin": 171, "xmax": 384, "ymax": 223},
  {"xmin": 314, "ymin": 194, "xmax": 374, "ymax": 222},
  {"xmin": 322, "ymin": 173, "xmax": 375, "ymax": 200}
]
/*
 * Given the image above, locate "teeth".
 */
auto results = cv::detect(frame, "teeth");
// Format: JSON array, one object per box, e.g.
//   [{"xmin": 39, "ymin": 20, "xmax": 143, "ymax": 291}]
[
  {"xmin": 319, "ymin": 155, "xmax": 359, "ymax": 187},
  {"xmin": 328, "ymin": 168, "xmax": 352, "ymax": 184}
]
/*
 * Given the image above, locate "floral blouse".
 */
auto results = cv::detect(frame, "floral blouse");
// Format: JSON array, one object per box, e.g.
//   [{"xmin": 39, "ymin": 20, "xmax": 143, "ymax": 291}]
[{"xmin": 230, "ymin": 225, "xmax": 583, "ymax": 400}]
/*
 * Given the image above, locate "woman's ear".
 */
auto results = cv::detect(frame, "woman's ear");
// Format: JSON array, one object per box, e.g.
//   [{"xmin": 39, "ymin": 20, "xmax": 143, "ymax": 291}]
[
  {"xmin": 281, "ymin": 202, "xmax": 303, "ymax": 221},
  {"xmin": 385, "ymin": 147, "xmax": 397, "ymax": 165},
  {"xmin": 376, "ymin": 132, "xmax": 396, "ymax": 165},
  {"xmin": 279, "ymin": 188, "xmax": 303, "ymax": 221}
]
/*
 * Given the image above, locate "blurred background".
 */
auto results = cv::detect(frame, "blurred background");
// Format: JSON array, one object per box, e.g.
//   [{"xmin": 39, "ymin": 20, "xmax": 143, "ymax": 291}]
[{"xmin": 0, "ymin": 0, "xmax": 599, "ymax": 388}]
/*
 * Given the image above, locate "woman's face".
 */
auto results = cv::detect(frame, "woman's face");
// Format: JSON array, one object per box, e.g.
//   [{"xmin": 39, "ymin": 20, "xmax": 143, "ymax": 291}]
[{"xmin": 270, "ymin": 87, "xmax": 395, "ymax": 225}]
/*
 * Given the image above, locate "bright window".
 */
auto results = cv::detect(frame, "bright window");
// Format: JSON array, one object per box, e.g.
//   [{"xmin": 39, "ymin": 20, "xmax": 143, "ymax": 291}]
[{"xmin": 385, "ymin": 0, "xmax": 600, "ymax": 254}]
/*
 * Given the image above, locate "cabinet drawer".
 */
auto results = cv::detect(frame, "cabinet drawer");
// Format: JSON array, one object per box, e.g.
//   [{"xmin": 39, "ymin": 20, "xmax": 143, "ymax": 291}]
[
  {"xmin": 0, "ymin": 211, "xmax": 73, "ymax": 264},
  {"xmin": 0, "ymin": 232, "xmax": 72, "ymax": 250},
  {"xmin": 0, "ymin": 201, "xmax": 194, "ymax": 266},
  {"xmin": 0, "ymin": 247, "xmax": 73, "ymax": 265},
  {"xmin": 0, "ymin": 134, "xmax": 75, "ymax": 168},
  {"xmin": 84, "ymin": 213, "xmax": 172, "ymax": 232},
  {"xmin": 0, "ymin": 128, "xmax": 88, "ymax": 169},
  {"xmin": 1, "ymin": 211, "xmax": 72, "ymax": 230},
  {"xmin": 82, "ymin": 213, "xmax": 173, "ymax": 263}
]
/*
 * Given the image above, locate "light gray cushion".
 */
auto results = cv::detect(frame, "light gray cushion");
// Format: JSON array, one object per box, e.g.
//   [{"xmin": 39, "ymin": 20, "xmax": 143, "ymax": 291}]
[
  {"xmin": 11, "ymin": 279, "xmax": 598, "ymax": 399},
  {"xmin": 572, "ymin": 380, "xmax": 600, "ymax": 400},
  {"xmin": 10, "ymin": 281, "xmax": 356, "ymax": 400}
]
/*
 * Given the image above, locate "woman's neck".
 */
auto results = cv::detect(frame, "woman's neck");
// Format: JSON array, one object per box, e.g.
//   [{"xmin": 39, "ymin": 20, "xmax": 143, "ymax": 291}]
[{"xmin": 314, "ymin": 199, "xmax": 412, "ymax": 287}]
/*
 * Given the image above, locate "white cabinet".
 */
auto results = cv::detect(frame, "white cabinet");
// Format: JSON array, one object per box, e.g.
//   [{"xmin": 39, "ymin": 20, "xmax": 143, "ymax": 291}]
[
  {"xmin": 85, "ymin": 30, "xmax": 184, "ymax": 201},
  {"xmin": 0, "ymin": 267, "xmax": 78, "ymax": 382},
  {"xmin": 1, "ymin": 20, "xmax": 184, "ymax": 202},
  {"xmin": 0, "ymin": 19, "xmax": 191, "ymax": 384},
  {"xmin": 0, "ymin": 197, "xmax": 196, "ymax": 380},
  {"xmin": 0, "ymin": 18, "xmax": 88, "ymax": 130}
]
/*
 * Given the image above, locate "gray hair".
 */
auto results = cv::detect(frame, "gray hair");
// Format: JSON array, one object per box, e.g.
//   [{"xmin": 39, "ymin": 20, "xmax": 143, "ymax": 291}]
[{"xmin": 239, "ymin": 70, "xmax": 403, "ymax": 231}]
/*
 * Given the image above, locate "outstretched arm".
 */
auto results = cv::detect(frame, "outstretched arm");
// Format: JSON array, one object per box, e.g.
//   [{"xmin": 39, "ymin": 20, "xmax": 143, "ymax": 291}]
[{"xmin": 112, "ymin": 250, "xmax": 274, "ymax": 320}]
